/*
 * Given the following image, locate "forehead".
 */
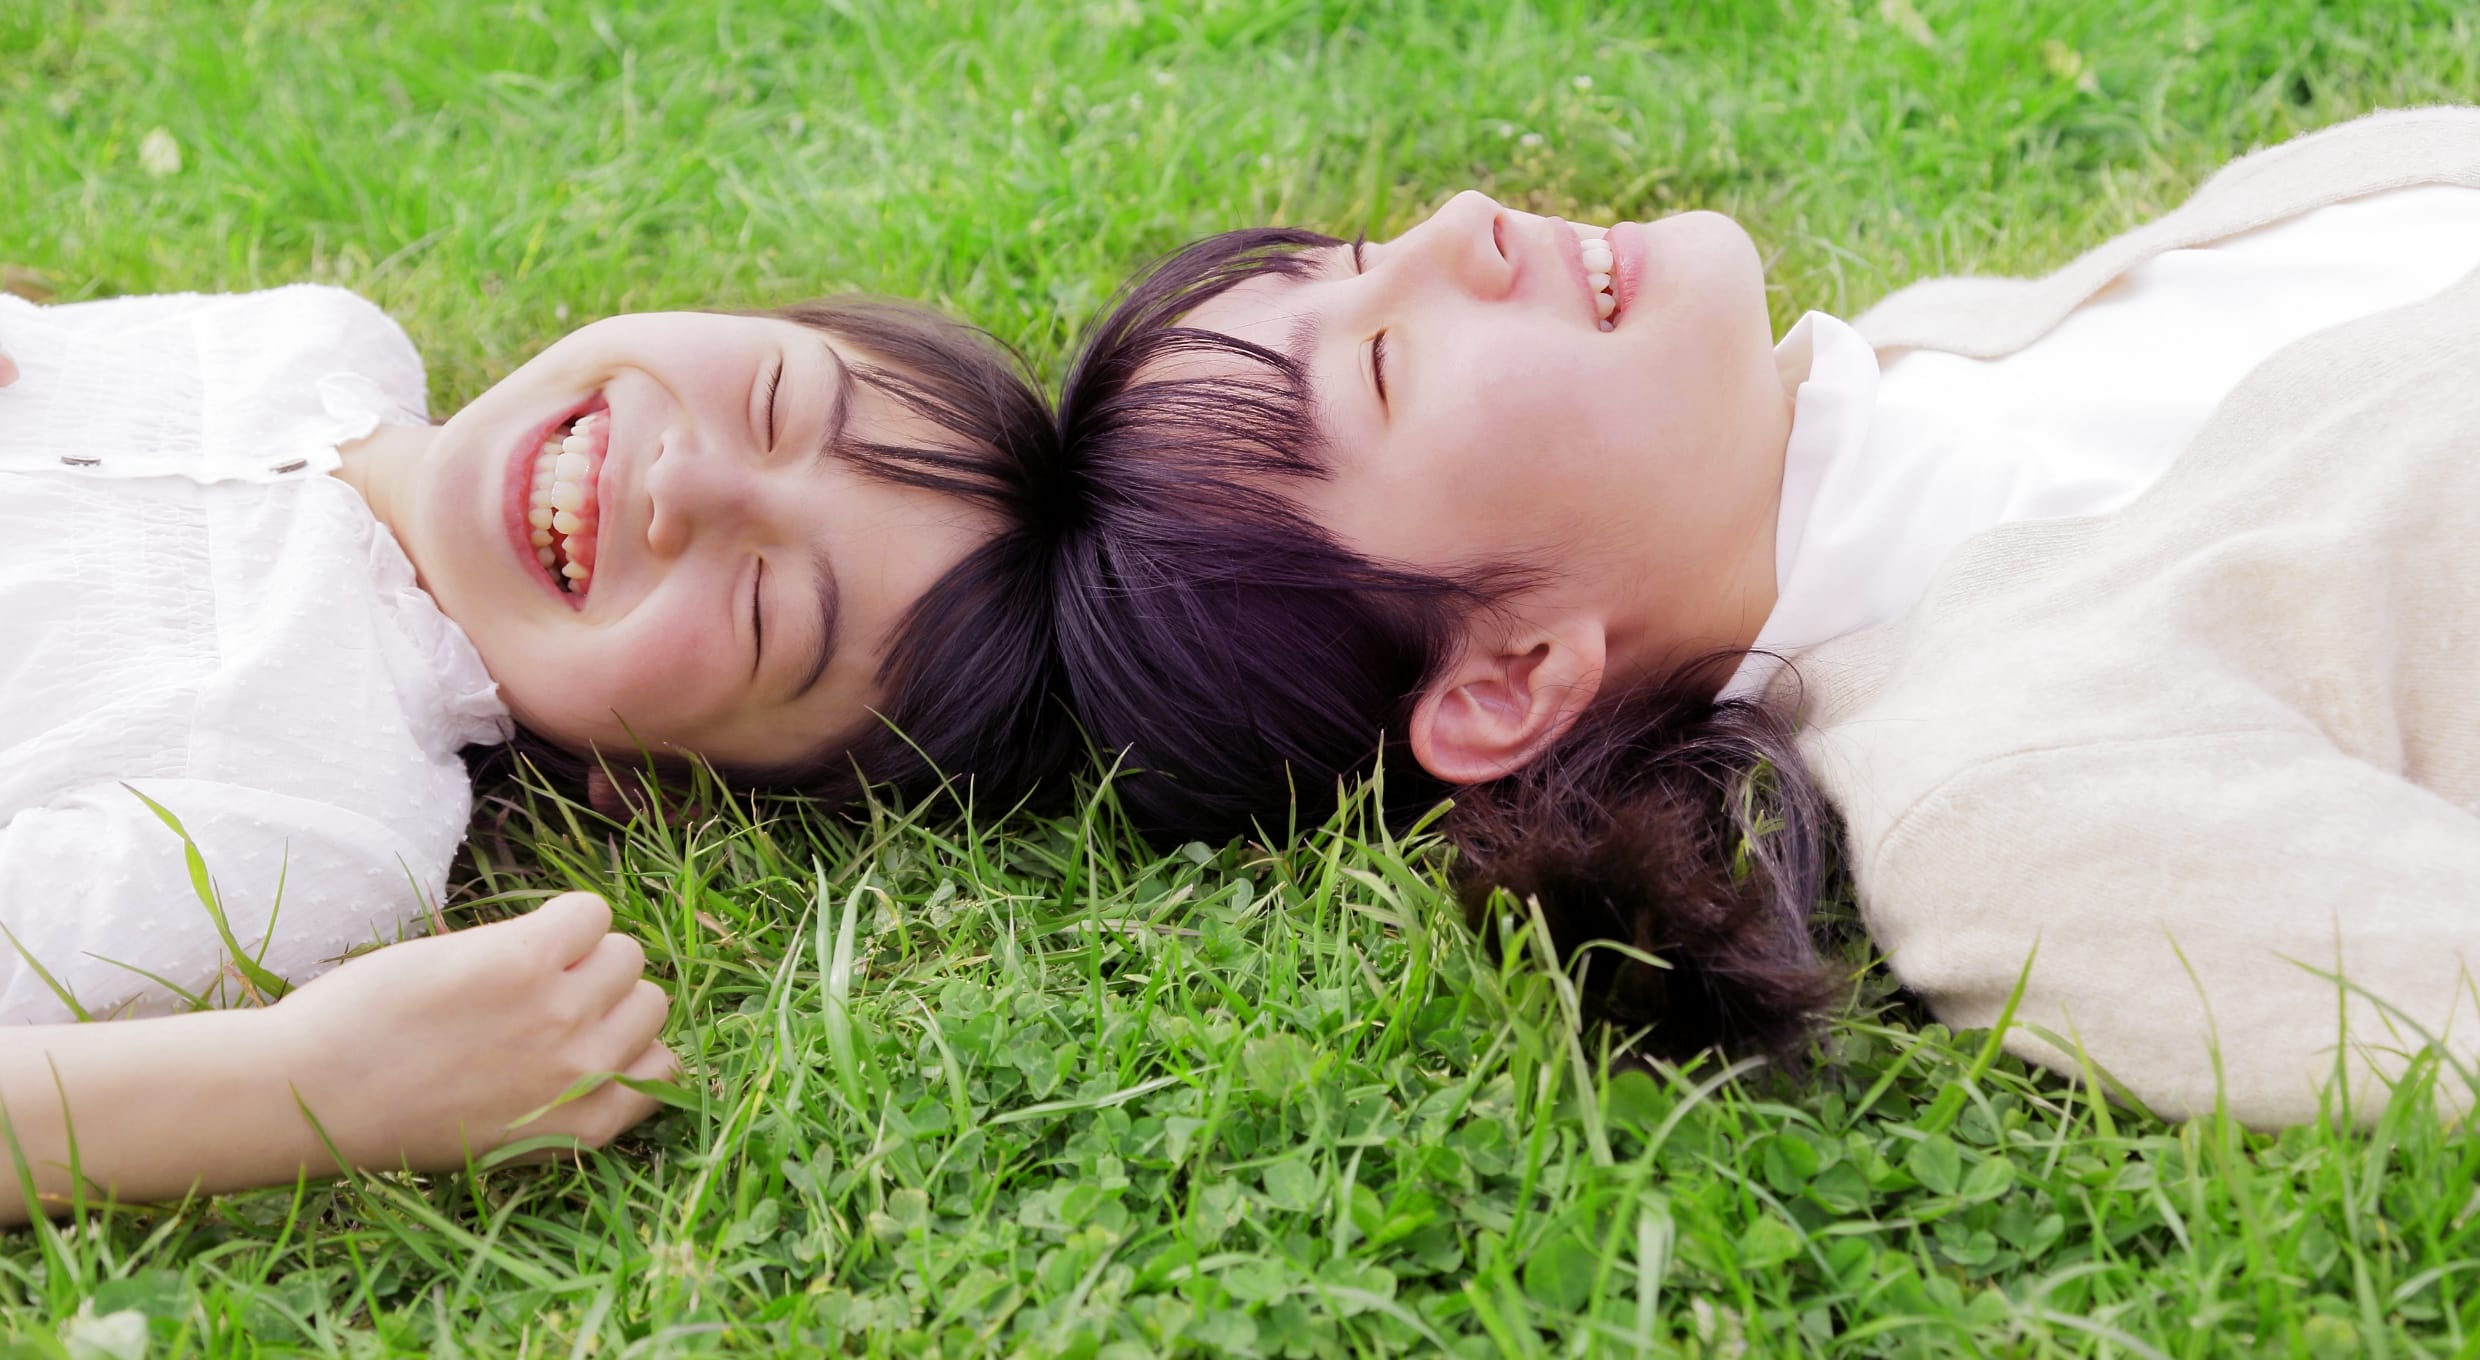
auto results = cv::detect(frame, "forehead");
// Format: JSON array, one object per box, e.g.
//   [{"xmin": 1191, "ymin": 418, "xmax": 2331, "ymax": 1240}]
[
  {"xmin": 1177, "ymin": 253, "xmax": 1342, "ymax": 360},
  {"xmin": 784, "ymin": 324, "xmax": 955, "ymax": 452}
]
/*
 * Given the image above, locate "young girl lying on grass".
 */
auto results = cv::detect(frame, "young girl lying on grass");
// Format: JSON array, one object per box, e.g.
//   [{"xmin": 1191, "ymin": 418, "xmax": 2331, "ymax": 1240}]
[
  {"xmin": 1048, "ymin": 106, "xmax": 2480, "ymax": 1127},
  {"xmin": 0, "ymin": 285, "xmax": 1061, "ymax": 1221}
]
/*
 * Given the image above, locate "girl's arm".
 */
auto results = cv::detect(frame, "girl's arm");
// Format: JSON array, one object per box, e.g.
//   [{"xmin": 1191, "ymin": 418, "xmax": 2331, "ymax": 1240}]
[{"xmin": 0, "ymin": 893, "xmax": 674, "ymax": 1224}]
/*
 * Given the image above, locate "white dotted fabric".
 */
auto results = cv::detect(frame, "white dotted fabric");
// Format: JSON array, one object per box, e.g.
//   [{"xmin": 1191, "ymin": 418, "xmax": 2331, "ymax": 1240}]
[{"xmin": 0, "ymin": 286, "xmax": 511, "ymax": 1022}]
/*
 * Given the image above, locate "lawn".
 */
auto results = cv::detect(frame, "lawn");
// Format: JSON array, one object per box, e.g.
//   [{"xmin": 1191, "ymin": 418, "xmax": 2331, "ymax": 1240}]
[{"xmin": 6, "ymin": 0, "xmax": 2480, "ymax": 1353}]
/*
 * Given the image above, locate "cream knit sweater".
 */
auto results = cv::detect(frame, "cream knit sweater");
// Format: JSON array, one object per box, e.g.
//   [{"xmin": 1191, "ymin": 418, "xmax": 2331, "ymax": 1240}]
[{"xmin": 1782, "ymin": 107, "xmax": 2480, "ymax": 1127}]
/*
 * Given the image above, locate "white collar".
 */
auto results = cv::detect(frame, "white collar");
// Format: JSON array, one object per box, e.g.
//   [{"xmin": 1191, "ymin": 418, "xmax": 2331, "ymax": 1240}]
[{"xmin": 1718, "ymin": 312, "xmax": 1881, "ymax": 702}]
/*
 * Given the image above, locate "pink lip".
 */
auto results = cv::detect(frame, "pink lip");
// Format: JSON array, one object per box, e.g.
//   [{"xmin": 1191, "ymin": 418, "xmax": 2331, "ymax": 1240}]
[
  {"xmin": 500, "ymin": 393, "xmax": 608, "ymax": 611},
  {"xmin": 594, "ymin": 405, "xmax": 622, "ymax": 598},
  {"xmin": 1549, "ymin": 219, "xmax": 1601, "ymax": 325},
  {"xmin": 1604, "ymin": 222, "xmax": 1648, "ymax": 328}
]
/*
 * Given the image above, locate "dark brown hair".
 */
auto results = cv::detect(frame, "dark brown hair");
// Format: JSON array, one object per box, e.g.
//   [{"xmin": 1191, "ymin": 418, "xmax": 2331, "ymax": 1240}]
[
  {"xmin": 1051, "ymin": 230, "xmax": 1842, "ymax": 1062},
  {"xmin": 480, "ymin": 296, "xmax": 1079, "ymax": 820}
]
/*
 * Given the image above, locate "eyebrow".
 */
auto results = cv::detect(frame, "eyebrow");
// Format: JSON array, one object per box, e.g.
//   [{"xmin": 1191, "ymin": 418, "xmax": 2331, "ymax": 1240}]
[
  {"xmin": 790, "ymin": 338, "xmax": 850, "ymax": 702},
  {"xmin": 812, "ymin": 336, "xmax": 854, "ymax": 471},
  {"xmin": 1271, "ymin": 248, "xmax": 1353, "ymax": 371},
  {"xmin": 1271, "ymin": 250, "xmax": 1367, "ymax": 440},
  {"xmin": 1278, "ymin": 309, "xmax": 1322, "ymax": 373},
  {"xmin": 791, "ymin": 546, "xmax": 839, "ymax": 703}
]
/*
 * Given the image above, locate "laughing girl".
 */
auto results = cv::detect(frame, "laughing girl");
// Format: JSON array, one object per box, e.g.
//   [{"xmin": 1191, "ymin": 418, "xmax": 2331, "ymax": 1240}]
[{"xmin": 0, "ymin": 283, "xmax": 1059, "ymax": 1218}]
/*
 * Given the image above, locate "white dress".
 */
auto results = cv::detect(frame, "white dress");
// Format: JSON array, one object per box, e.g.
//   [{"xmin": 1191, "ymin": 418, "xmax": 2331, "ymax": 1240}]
[{"xmin": 0, "ymin": 285, "xmax": 511, "ymax": 1023}]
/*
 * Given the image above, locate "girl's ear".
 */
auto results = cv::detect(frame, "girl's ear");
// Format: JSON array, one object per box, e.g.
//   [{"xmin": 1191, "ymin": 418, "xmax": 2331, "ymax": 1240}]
[
  {"xmin": 1407, "ymin": 615, "xmax": 1607, "ymax": 785},
  {"xmin": 584, "ymin": 762, "xmax": 705, "ymax": 826},
  {"xmin": 583, "ymin": 765, "xmax": 648, "ymax": 821}
]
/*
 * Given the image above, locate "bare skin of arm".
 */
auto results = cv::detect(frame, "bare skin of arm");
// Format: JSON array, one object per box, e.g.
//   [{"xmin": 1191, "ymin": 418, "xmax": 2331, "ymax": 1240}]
[{"xmin": 0, "ymin": 892, "xmax": 677, "ymax": 1225}]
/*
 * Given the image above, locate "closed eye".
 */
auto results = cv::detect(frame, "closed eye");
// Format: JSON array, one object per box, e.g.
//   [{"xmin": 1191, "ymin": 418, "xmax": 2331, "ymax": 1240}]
[
  {"xmin": 763, "ymin": 356, "xmax": 785, "ymax": 450},
  {"xmin": 1350, "ymin": 236, "xmax": 1390, "ymax": 409},
  {"xmin": 749, "ymin": 558, "xmax": 765, "ymax": 680}
]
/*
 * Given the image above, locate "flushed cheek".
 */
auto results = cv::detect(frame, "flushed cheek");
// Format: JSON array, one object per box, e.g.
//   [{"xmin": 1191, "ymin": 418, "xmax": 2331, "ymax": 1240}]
[
  {"xmin": 1459, "ymin": 386, "xmax": 1624, "ymax": 486},
  {"xmin": 595, "ymin": 642, "xmax": 739, "ymax": 740},
  {"xmin": 1429, "ymin": 401, "xmax": 1661, "ymax": 557},
  {"xmin": 503, "ymin": 629, "xmax": 740, "ymax": 752}
]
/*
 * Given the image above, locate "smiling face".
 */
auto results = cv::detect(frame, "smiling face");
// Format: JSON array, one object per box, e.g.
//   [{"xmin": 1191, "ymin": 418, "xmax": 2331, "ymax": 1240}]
[
  {"xmin": 346, "ymin": 311, "xmax": 996, "ymax": 770},
  {"xmin": 1181, "ymin": 190, "xmax": 1792, "ymax": 681}
]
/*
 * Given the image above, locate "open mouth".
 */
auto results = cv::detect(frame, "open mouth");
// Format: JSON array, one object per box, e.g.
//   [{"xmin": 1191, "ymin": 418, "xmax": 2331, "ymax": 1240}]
[
  {"xmin": 520, "ymin": 404, "xmax": 610, "ymax": 600},
  {"xmin": 1582, "ymin": 233, "xmax": 1619, "ymax": 330}
]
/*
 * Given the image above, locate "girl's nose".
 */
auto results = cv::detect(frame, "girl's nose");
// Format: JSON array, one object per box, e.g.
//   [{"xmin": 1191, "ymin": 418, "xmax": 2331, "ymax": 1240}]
[
  {"xmin": 641, "ymin": 435, "xmax": 759, "ymax": 559},
  {"xmin": 1389, "ymin": 190, "xmax": 1515, "ymax": 298}
]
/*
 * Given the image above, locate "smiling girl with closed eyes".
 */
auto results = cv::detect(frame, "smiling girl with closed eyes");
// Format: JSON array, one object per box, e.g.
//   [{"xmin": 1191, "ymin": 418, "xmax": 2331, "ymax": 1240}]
[
  {"xmin": 0, "ymin": 284, "xmax": 1063, "ymax": 1220},
  {"xmin": 1049, "ymin": 106, "xmax": 2480, "ymax": 1127}
]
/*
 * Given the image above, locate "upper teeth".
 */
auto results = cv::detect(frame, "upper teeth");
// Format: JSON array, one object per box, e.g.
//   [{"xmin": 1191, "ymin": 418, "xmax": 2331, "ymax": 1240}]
[
  {"xmin": 527, "ymin": 410, "xmax": 608, "ymax": 595},
  {"xmin": 1581, "ymin": 236, "xmax": 1617, "ymax": 329}
]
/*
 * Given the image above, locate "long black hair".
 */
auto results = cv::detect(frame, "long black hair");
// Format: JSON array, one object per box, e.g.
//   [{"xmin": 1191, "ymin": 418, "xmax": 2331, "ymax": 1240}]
[{"xmin": 1051, "ymin": 230, "xmax": 1843, "ymax": 1061}]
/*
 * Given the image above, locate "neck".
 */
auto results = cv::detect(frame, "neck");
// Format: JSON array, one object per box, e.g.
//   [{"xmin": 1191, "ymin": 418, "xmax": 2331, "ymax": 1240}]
[
  {"xmin": 1718, "ymin": 400, "xmax": 1791, "ymax": 654},
  {"xmin": 1608, "ymin": 373, "xmax": 1793, "ymax": 696},
  {"xmin": 331, "ymin": 423, "xmax": 436, "ymax": 544}
]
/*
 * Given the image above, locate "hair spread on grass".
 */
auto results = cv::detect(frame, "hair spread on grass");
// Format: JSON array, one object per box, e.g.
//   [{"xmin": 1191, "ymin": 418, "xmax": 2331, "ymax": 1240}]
[
  {"xmin": 485, "ymin": 296, "xmax": 1079, "ymax": 821},
  {"xmin": 1049, "ymin": 229, "xmax": 1842, "ymax": 1062}
]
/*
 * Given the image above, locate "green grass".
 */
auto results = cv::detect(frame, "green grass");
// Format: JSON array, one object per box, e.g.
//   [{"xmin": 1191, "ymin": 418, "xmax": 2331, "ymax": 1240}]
[{"xmin": 7, "ymin": 0, "xmax": 2480, "ymax": 1353}]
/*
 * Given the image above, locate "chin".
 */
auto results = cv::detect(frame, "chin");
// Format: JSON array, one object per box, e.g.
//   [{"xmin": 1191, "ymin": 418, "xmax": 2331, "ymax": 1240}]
[
  {"xmin": 1628, "ymin": 212, "xmax": 1768, "ymax": 349},
  {"xmin": 512, "ymin": 709, "xmax": 593, "ymax": 752},
  {"xmin": 1671, "ymin": 210, "xmax": 1764, "ymax": 286},
  {"xmin": 1657, "ymin": 212, "xmax": 1773, "ymax": 353}
]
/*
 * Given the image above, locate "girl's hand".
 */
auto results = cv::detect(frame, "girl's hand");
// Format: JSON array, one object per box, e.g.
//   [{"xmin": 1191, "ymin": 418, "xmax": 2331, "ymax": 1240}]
[
  {"xmin": 273, "ymin": 891, "xmax": 677, "ymax": 1171},
  {"xmin": 0, "ymin": 345, "xmax": 16, "ymax": 387}
]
